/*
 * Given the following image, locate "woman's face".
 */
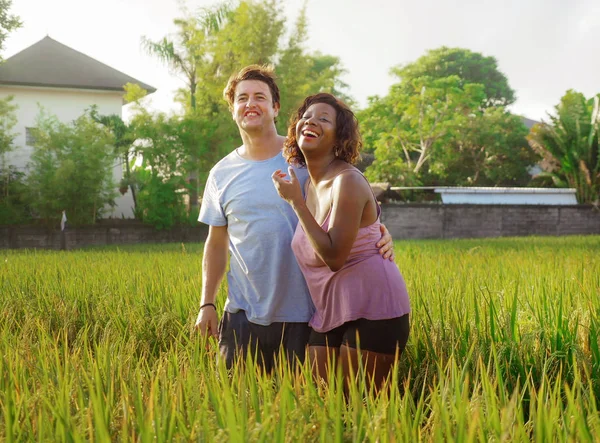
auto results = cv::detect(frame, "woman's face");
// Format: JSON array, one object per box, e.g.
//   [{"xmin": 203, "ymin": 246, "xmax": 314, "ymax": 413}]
[{"xmin": 296, "ymin": 102, "xmax": 337, "ymax": 155}]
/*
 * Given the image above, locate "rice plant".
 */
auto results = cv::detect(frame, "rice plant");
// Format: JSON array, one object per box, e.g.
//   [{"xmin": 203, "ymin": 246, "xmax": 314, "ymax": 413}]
[{"xmin": 0, "ymin": 236, "xmax": 598, "ymax": 441}]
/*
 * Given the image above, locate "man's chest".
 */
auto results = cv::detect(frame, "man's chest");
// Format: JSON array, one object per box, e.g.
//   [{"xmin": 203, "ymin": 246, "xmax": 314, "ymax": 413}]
[{"xmin": 221, "ymin": 171, "xmax": 292, "ymax": 226}]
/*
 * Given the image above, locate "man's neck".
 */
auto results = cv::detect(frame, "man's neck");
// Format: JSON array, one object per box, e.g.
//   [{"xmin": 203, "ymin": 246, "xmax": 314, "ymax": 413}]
[{"xmin": 238, "ymin": 125, "xmax": 284, "ymax": 161}]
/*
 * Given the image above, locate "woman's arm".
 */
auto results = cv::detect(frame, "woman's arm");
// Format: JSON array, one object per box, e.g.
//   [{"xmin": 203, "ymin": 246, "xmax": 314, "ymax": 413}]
[{"xmin": 272, "ymin": 167, "xmax": 372, "ymax": 272}]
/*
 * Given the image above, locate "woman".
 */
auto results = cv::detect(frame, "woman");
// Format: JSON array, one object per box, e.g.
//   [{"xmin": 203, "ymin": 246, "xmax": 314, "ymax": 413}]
[{"xmin": 271, "ymin": 93, "xmax": 411, "ymax": 391}]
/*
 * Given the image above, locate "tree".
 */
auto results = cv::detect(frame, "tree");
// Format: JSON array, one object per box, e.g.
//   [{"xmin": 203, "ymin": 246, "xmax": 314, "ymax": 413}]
[
  {"xmin": 186, "ymin": 0, "xmax": 350, "ymax": 135},
  {"xmin": 361, "ymin": 47, "xmax": 538, "ymax": 189},
  {"xmin": 127, "ymin": 108, "xmax": 198, "ymax": 229},
  {"xmin": 27, "ymin": 110, "xmax": 117, "ymax": 226},
  {"xmin": 142, "ymin": 0, "xmax": 350, "ymax": 178},
  {"xmin": 275, "ymin": 4, "xmax": 351, "ymax": 130},
  {"xmin": 89, "ymin": 106, "xmax": 138, "ymax": 208},
  {"xmin": 0, "ymin": 164, "xmax": 27, "ymax": 224},
  {"xmin": 142, "ymin": 3, "xmax": 230, "ymax": 112},
  {"xmin": 210, "ymin": 0, "xmax": 284, "ymax": 72},
  {"xmin": 0, "ymin": 0, "xmax": 22, "ymax": 59},
  {"xmin": 135, "ymin": 0, "xmax": 351, "ymax": 209},
  {"xmin": 392, "ymin": 47, "xmax": 515, "ymax": 108},
  {"xmin": 430, "ymin": 108, "xmax": 537, "ymax": 186},
  {"xmin": 364, "ymin": 75, "xmax": 486, "ymax": 184},
  {"xmin": 142, "ymin": 1, "xmax": 231, "ymax": 212},
  {"xmin": 187, "ymin": 0, "xmax": 287, "ymax": 172},
  {"xmin": 527, "ymin": 90, "xmax": 600, "ymax": 204},
  {"xmin": 0, "ymin": 96, "xmax": 28, "ymax": 224},
  {"xmin": 0, "ymin": 95, "xmax": 17, "ymax": 157},
  {"xmin": 363, "ymin": 136, "xmax": 421, "ymax": 186}
]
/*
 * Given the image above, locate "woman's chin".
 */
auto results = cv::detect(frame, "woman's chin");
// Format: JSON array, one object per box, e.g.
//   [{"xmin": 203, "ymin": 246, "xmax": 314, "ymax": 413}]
[
  {"xmin": 297, "ymin": 142, "xmax": 312, "ymax": 152},
  {"xmin": 298, "ymin": 140, "xmax": 332, "ymax": 152}
]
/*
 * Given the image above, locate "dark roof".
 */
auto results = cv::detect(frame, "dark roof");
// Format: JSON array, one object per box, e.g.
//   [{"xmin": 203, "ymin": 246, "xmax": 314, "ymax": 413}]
[
  {"xmin": 0, "ymin": 36, "xmax": 156, "ymax": 93},
  {"xmin": 521, "ymin": 116, "xmax": 540, "ymax": 130}
]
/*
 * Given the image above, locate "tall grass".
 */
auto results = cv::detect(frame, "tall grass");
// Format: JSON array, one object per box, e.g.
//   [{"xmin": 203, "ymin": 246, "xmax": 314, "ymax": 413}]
[{"xmin": 1, "ymin": 236, "xmax": 599, "ymax": 441}]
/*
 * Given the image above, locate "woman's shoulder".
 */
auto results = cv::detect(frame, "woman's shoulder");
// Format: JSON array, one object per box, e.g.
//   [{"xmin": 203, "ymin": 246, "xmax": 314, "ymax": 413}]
[
  {"xmin": 331, "ymin": 165, "xmax": 367, "ymax": 182},
  {"xmin": 330, "ymin": 165, "xmax": 372, "ymax": 194}
]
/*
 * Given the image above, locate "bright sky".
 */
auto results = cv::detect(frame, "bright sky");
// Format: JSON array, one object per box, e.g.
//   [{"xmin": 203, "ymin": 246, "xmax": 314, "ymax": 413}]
[{"xmin": 4, "ymin": 0, "xmax": 600, "ymax": 122}]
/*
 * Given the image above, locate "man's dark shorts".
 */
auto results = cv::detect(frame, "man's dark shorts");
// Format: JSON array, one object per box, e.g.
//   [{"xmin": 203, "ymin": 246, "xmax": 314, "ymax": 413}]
[
  {"xmin": 218, "ymin": 310, "xmax": 311, "ymax": 372},
  {"xmin": 308, "ymin": 314, "xmax": 410, "ymax": 355}
]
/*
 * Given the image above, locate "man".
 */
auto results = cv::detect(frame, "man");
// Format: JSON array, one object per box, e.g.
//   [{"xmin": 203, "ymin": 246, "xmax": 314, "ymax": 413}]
[{"xmin": 194, "ymin": 65, "xmax": 393, "ymax": 371}]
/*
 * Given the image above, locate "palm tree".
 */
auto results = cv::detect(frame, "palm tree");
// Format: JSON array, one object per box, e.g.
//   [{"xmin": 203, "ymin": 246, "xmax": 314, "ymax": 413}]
[
  {"xmin": 527, "ymin": 91, "xmax": 600, "ymax": 204},
  {"xmin": 141, "ymin": 2, "xmax": 231, "ymax": 212}
]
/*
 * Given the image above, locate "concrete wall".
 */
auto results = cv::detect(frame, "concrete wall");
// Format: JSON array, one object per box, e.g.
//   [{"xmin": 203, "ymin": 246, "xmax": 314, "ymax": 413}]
[
  {"xmin": 1, "ymin": 204, "xmax": 598, "ymax": 250},
  {"xmin": 380, "ymin": 204, "xmax": 600, "ymax": 239},
  {"xmin": 0, "ymin": 222, "xmax": 208, "ymax": 250}
]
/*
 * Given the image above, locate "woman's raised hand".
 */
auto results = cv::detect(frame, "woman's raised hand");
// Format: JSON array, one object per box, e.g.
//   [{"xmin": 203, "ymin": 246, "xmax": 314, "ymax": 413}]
[{"xmin": 272, "ymin": 167, "xmax": 303, "ymax": 208}]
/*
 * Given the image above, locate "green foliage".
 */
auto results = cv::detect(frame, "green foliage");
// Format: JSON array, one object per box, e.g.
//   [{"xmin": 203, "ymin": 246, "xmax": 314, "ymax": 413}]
[
  {"xmin": 123, "ymin": 82, "xmax": 148, "ymax": 105},
  {"xmin": 138, "ymin": 0, "xmax": 351, "ymax": 214},
  {"xmin": 0, "ymin": 0, "xmax": 22, "ymax": 58},
  {"xmin": 89, "ymin": 106, "xmax": 139, "ymax": 210},
  {"xmin": 362, "ymin": 48, "xmax": 537, "ymax": 189},
  {"xmin": 0, "ymin": 96, "xmax": 26, "ymax": 224},
  {"xmin": 141, "ymin": 2, "xmax": 230, "ymax": 113},
  {"xmin": 127, "ymin": 110, "xmax": 200, "ymax": 229},
  {"xmin": 0, "ymin": 95, "xmax": 17, "ymax": 156},
  {"xmin": 363, "ymin": 75, "xmax": 486, "ymax": 183},
  {"xmin": 431, "ymin": 108, "xmax": 538, "ymax": 186},
  {"xmin": 274, "ymin": 4, "xmax": 351, "ymax": 130},
  {"xmin": 142, "ymin": 2, "xmax": 232, "ymax": 210},
  {"xmin": 393, "ymin": 46, "xmax": 516, "ymax": 108},
  {"xmin": 134, "ymin": 173, "xmax": 187, "ymax": 230},
  {"xmin": 0, "ymin": 166, "xmax": 30, "ymax": 224},
  {"xmin": 124, "ymin": 79, "xmax": 229, "ymax": 229},
  {"xmin": 26, "ymin": 109, "xmax": 117, "ymax": 226},
  {"xmin": 364, "ymin": 136, "xmax": 421, "ymax": 186},
  {"xmin": 527, "ymin": 90, "xmax": 600, "ymax": 203},
  {"xmin": 209, "ymin": 0, "xmax": 284, "ymax": 71},
  {"xmin": 199, "ymin": 0, "xmax": 352, "ymax": 133}
]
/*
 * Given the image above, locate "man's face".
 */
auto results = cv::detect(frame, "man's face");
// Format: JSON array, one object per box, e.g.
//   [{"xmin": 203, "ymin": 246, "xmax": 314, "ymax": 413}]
[{"xmin": 232, "ymin": 80, "xmax": 280, "ymax": 132}]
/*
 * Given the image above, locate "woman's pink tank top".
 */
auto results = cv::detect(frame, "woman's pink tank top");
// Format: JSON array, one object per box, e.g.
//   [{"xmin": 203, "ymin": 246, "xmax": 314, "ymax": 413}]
[{"xmin": 291, "ymin": 169, "xmax": 411, "ymax": 333}]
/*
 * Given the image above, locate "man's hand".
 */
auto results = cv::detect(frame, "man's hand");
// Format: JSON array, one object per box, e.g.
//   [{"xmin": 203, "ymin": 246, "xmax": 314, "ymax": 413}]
[
  {"xmin": 195, "ymin": 305, "xmax": 219, "ymax": 341},
  {"xmin": 376, "ymin": 223, "xmax": 395, "ymax": 261},
  {"xmin": 196, "ymin": 225, "xmax": 228, "ymax": 344}
]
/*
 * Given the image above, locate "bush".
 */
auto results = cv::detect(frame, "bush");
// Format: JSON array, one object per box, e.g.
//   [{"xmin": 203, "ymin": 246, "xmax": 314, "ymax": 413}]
[
  {"xmin": 133, "ymin": 170, "xmax": 187, "ymax": 230},
  {"xmin": 26, "ymin": 110, "xmax": 117, "ymax": 226},
  {"xmin": 0, "ymin": 166, "xmax": 31, "ymax": 224}
]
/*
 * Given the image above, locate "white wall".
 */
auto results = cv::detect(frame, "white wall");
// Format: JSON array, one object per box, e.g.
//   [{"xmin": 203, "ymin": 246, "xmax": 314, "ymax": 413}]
[
  {"xmin": 434, "ymin": 187, "xmax": 578, "ymax": 205},
  {"xmin": 0, "ymin": 85, "xmax": 135, "ymax": 219}
]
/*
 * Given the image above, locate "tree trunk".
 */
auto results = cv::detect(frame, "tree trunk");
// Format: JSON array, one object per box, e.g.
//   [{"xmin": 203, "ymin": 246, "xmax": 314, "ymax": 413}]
[
  {"xmin": 188, "ymin": 81, "xmax": 199, "ymax": 214},
  {"xmin": 124, "ymin": 153, "xmax": 137, "ymax": 209}
]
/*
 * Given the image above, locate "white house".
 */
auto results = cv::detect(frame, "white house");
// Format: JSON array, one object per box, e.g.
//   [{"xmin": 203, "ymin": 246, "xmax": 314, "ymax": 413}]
[{"xmin": 0, "ymin": 36, "xmax": 156, "ymax": 219}]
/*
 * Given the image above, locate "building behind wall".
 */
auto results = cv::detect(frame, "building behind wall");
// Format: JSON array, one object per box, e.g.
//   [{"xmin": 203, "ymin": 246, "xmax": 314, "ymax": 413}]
[{"xmin": 0, "ymin": 36, "xmax": 156, "ymax": 219}]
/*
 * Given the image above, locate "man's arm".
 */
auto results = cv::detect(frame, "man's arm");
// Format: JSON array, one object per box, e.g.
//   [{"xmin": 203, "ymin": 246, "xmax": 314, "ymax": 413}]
[
  {"xmin": 195, "ymin": 225, "xmax": 229, "ymax": 340},
  {"xmin": 377, "ymin": 223, "xmax": 395, "ymax": 261}
]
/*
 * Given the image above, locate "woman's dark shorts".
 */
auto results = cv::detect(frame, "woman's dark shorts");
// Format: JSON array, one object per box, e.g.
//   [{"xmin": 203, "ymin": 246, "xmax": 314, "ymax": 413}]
[{"xmin": 308, "ymin": 314, "xmax": 410, "ymax": 355}]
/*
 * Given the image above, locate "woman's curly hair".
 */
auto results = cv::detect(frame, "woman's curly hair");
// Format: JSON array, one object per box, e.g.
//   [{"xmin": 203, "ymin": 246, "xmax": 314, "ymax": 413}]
[{"xmin": 284, "ymin": 93, "xmax": 362, "ymax": 167}]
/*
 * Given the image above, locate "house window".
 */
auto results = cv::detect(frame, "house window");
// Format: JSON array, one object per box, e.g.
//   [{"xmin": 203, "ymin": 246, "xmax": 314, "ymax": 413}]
[{"xmin": 25, "ymin": 127, "xmax": 37, "ymax": 146}]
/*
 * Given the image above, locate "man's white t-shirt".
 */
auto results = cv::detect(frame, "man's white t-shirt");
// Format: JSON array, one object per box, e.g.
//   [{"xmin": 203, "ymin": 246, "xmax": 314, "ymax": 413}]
[{"xmin": 199, "ymin": 149, "xmax": 313, "ymax": 325}]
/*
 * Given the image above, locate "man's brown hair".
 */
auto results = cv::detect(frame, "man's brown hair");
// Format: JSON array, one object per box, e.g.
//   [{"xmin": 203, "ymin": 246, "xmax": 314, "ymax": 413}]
[{"xmin": 223, "ymin": 64, "xmax": 280, "ymax": 111}]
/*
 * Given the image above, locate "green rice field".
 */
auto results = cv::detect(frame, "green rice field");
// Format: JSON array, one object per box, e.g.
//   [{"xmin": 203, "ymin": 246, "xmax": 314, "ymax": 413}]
[{"xmin": 1, "ymin": 236, "xmax": 599, "ymax": 441}]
